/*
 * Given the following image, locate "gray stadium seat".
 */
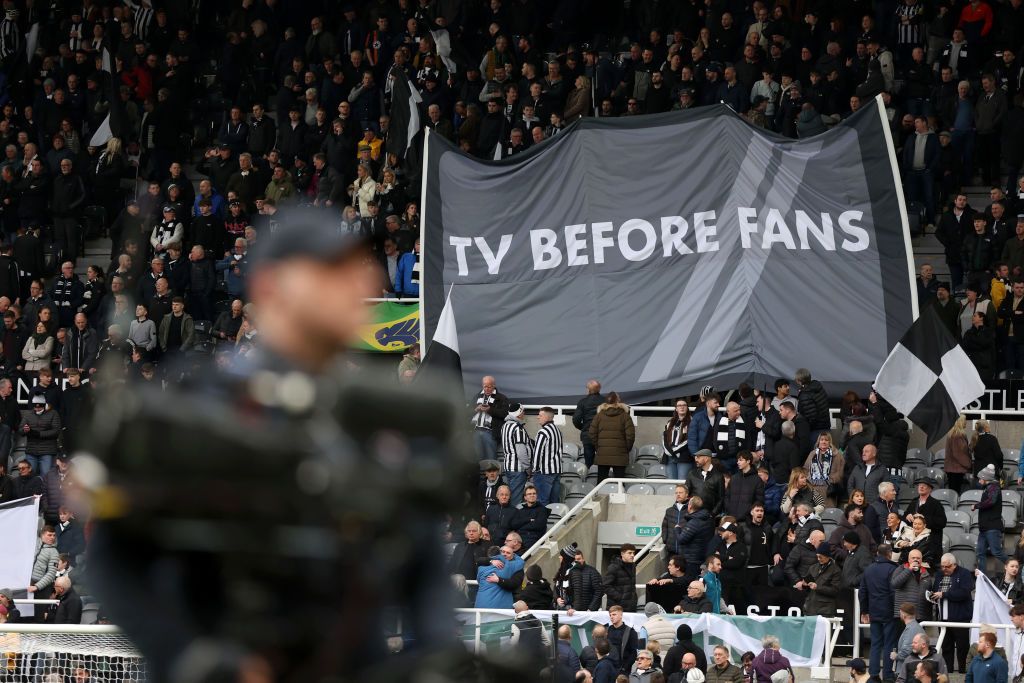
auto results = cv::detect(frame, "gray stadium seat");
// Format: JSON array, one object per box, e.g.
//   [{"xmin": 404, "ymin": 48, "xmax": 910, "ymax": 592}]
[
  {"xmin": 905, "ymin": 448, "xmax": 929, "ymax": 467},
  {"xmin": 941, "ymin": 534, "xmax": 951, "ymax": 552},
  {"xmin": 930, "ymin": 488, "xmax": 958, "ymax": 510},
  {"xmin": 932, "ymin": 449, "xmax": 945, "ymax": 466},
  {"xmin": 563, "ymin": 483, "xmax": 587, "ymax": 505},
  {"xmin": 946, "ymin": 510, "xmax": 971, "ymax": 534},
  {"xmin": 645, "ymin": 464, "xmax": 669, "ymax": 479},
  {"xmin": 948, "ymin": 530, "xmax": 976, "ymax": 551},
  {"xmin": 627, "ymin": 483, "xmax": 655, "ymax": 495},
  {"xmin": 563, "ymin": 443, "xmax": 582, "ymax": 458},
  {"xmin": 820, "ymin": 508, "xmax": 846, "ymax": 526},
  {"xmin": 573, "ymin": 462, "xmax": 589, "ymax": 479},
  {"xmin": 951, "ymin": 550, "xmax": 977, "ymax": 571},
  {"xmin": 1003, "ymin": 506, "xmax": 1017, "ymax": 531},
  {"xmin": 586, "ymin": 466, "xmax": 600, "ymax": 485},
  {"xmin": 958, "ymin": 490, "xmax": 983, "ymax": 511},
  {"xmin": 821, "ymin": 521, "xmax": 837, "ymax": 538},
  {"xmin": 598, "ymin": 482, "xmax": 622, "ymax": 495},
  {"xmin": 546, "ymin": 503, "xmax": 570, "ymax": 520},
  {"xmin": 561, "ymin": 456, "xmax": 577, "ymax": 473},
  {"xmin": 1005, "ymin": 489, "xmax": 1023, "ymax": 515},
  {"xmin": 898, "ymin": 486, "xmax": 915, "ymax": 507},
  {"xmin": 1003, "ymin": 448, "xmax": 1019, "ymax": 469},
  {"xmin": 638, "ymin": 444, "xmax": 662, "ymax": 461},
  {"xmin": 655, "ymin": 484, "xmax": 679, "ymax": 496},
  {"xmin": 625, "ymin": 464, "xmax": 648, "ymax": 479}
]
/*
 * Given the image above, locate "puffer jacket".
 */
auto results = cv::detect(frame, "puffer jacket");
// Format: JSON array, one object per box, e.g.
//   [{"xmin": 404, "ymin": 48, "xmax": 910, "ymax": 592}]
[
  {"xmin": 676, "ymin": 509, "xmax": 713, "ymax": 577},
  {"xmin": 796, "ymin": 380, "xmax": 830, "ymax": 431},
  {"xmin": 41, "ymin": 467, "xmax": 73, "ymax": 522},
  {"xmin": 31, "ymin": 538, "xmax": 60, "ymax": 590},
  {"xmin": 603, "ymin": 555, "xmax": 638, "ymax": 612},
  {"xmin": 21, "ymin": 407, "xmax": 62, "ymax": 455},
  {"xmin": 566, "ymin": 563, "xmax": 604, "ymax": 611},
  {"xmin": 572, "ymin": 392, "xmax": 604, "ymax": 446},
  {"xmin": 891, "ymin": 564, "xmax": 932, "ymax": 620},
  {"xmin": 589, "ymin": 402, "xmax": 635, "ymax": 468},
  {"xmin": 723, "ymin": 467, "xmax": 765, "ymax": 518}
]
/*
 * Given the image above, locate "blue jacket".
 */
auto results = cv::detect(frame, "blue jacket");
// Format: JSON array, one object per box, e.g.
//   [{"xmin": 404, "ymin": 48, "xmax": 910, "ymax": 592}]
[
  {"xmin": 859, "ymin": 557, "xmax": 898, "ymax": 620},
  {"xmin": 965, "ymin": 651, "xmax": 1008, "ymax": 683},
  {"xmin": 556, "ymin": 639, "xmax": 581, "ymax": 674},
  {"xmin": 931, "ymin": 566, "xmax": 975, "ymax": 622},
  {"xmin": 394, "ymin": 251, "xmax": 419, "ymax": 298},
  {"xmin": 675, "ymin": 509, "xmax": 713, "ymax": 577},
  {"xmin": 215, "ymin": 254, "xmax": 249, "ymax": 298},
  {"xmin": 594, "ymin": 658, "xmax": 618, "ymax": 683},
  {"xmin": 474, "ymin": 553, "xmax": 525, "ymax": 609},
  {"xmin": 687, "ymin": 409, "xmax": 713, "ymax": 454},
  {"xmin": 702, "ymin": 571, "xmax": 722, "ymax": 614}
]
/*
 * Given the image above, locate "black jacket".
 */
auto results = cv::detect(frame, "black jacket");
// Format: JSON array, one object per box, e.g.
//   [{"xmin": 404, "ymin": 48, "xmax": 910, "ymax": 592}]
[
  {"xmin": 566, "ymin": 563, "xmax": 603, "ymax": 611},
  {"xmin": 57, "ymin": 519, "xmax": 86, "ymax": 561},
  {"xmin": 483, "ymin": 502, "xmax": 516, "ymax": 543},
  {"xmin": 664, "ymin": 624, "xmax": 708, "ymax": 678},
  {"xmin": 972, "ymin": 432, "xmax": 1003, "ymax": 476},
  {"xmin": 520, "ymin": 578, "xmax": 554, "ymax": 611},
  {"xmin": 573, "ymin": 393, "xmax": 604, "ymax": 446},
  {"xmin": 602, "ymin": 556, "xmax": 638, "ymax": 612},
  {"xmin": 50, "ymin": 172, "xmax": 86, "ymax": 217},
  {"xmin": 797, "ymin": 380, "xmax": 830, "ymax": 431},
  {"xmin": 510, "ymin": 502, "xmax": 550, "ymax": 549},
  {"xmin": 12, "ymin": 472, "xmax": 43, "ymax": 498},
  {"xmin": 784, "ymin": 540, "xmax": 819, "ymax": 585},
  {"xmin": 685, "ymin": 466, "xmax": 726, "ymax": 516},
  {"xmin": 662, "ymin": 502, "xmax": 688, "ymax": 554},
  {"xmin": 47, "ymin": 587, "xmax": 82, "ymax": 625},
  {"xmin": 447, "ymin": 539, "xmax": 489, "ymax": 579},
  {"xmin": 723, "ymin": 468, "xmax": 765, "ymax": 518}
]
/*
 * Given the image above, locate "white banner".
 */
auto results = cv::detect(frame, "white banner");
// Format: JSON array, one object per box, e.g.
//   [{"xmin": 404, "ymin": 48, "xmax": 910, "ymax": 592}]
[
  {"xmin": 0, "ymin": 497, "xmax": 40, "ymax": 594},
  {"xmin": 971, "ymin": 572, "xmax": 1014, "ymax": 665},
  {"xmin": 457, "ymin": 610, "xmax": 828, "ymax": 667}
]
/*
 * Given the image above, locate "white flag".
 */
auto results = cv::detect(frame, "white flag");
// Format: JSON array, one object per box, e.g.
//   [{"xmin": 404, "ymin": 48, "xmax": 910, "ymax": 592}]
[
  {"xmin": 89, "ymin": 113, "xmax": 113, "ymax": 147},
  {"xmin": 971, "ymin": 571, "xmax": 1014, "ymax": 670}
]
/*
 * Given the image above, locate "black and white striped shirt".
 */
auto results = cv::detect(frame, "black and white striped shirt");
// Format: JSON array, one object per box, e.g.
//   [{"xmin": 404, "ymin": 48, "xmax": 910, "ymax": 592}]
[
  {"xmin": 0, "ymin": 18, "xmax": 21, "ymax": 60},
  {"xmin": 533, "ymin": 422, "xmax": 563, "ymax": 475},
  {"xmin": 67, "ymin": 21, "xmax": 86, "ymax": 51},
  {"xmin": 501, "ymin": 417, "xmax": 532, "ymax": 473},
  {"xmin": 895, "ymin": 3, "xmax": 923, "ymax": 46}
]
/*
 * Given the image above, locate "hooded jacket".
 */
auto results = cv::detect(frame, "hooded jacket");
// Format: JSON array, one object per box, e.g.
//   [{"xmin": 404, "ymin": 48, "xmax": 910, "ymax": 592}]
[{"xmin": 603, "ymin": 555, "xmax": 638, "ymax": 612}]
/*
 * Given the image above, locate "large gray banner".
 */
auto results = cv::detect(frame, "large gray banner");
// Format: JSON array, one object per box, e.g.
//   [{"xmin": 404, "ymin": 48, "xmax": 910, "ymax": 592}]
[{"xmin": 422, "ymin": 99, "xmax": 916, "ymax": 403}]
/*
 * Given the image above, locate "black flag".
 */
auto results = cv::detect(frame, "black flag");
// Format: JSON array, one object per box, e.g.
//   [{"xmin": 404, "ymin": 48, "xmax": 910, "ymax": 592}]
[
  {"xmin": 873, "ymin": 306, "xmax": 985, "ymax": 447},
  {"xmin": 386, "ymin": 67, "xmax": 422, "ymax": 160}
]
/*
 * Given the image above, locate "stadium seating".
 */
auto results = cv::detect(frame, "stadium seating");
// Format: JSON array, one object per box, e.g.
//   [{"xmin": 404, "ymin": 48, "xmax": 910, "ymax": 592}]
[
  {"xmin": 598, "ymin": 482, "xmax": 621, "ymax": 495},
  {"xmin": 941, "ymin": 533, "xmax": 951, "ymax": 552},
  {"xmin": 625, "ymin": 464, "xmax": 648, "ymax": 479},
  {"xmin": 898, "ymin": 486, "xmax": 916, "ymax": 507},
  {"xmin": 930, "ymin": 488, "xmax": 958, "ymax": 511},
  {"xmin": 654, "ymin": 484, "xmax": 678, "ymax": 496},
  {"xmin": 627, "ymin": 484, "xmax": 655, "ymax": 495},
  {"xmin": 563, "ymin": 483, "xmax": 588, "ymax": 506},
  {"xmin": 644, "ymin": 464, "xmax": 668, "ymax": 479},
  {"xmin": 932, "ymin": 449, "xmax": 945, "ymax": 466},
  {"xmin": 546, "ymin": 503, "xmax": 570, "ymax": 521},
  {"xmin": 1005, "ymin": 489, "xmax": 1023, "ymax": 515},
  {"xmin": 637, "ymin": 444, "xmax": 662, "ymax": 463},
  {"xmin": 957, "ymin": 490, "xmax": 983, "ymax": 511},
  {"xmin": 820, "ymin": 508, "xmax": 845, "ymax": 526},
  {"xmin": 951, "ymin": 550, "xmax": 977, "ymax": 571},
  {"xmin": 563, "ymin": 443, "xmax": 582, "ymax": 459},
  {"xmin": 905, "ymin": 448, "xmax": 929, "ymax": 468},
  {"xmin": 947, "ymin": 530, "xmax": 976, "ymax": 551},
  {"xmin": 1002, "ymin": 448, "xmax": 1019, "ymax": 470},
  {"xmin": 946, "ymin": 510, "xmax": 971, "ymax": 534}
]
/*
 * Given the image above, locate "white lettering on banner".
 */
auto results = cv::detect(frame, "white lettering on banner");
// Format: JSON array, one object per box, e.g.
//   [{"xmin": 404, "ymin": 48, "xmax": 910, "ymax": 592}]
[
  {"xmin": 661, "ymin": 216, "xmax": 693, "ymax": 256},
  {"xmin": 451, "ymin": 208, "xmax": 876, "ymax": 277},
  {"xmin": 530, "ymin": 229, "xmax": 561, "ymax": 270},
  {"xmin": 474, "ymin": 235, "xmax": 513, "ymax": 275},
  {"xmin": 618, "ymin": 219, "xmax": 657, "ymax": 261},
  {"xmin": 968, "ymin": 388, "xmax": 1024, "ymax": 412}
]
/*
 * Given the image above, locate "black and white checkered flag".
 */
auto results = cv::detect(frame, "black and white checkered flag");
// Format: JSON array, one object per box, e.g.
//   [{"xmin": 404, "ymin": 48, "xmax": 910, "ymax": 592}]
[{"xmin": 873, "ymin": 306, "xmax": 985, "ymax": 447}]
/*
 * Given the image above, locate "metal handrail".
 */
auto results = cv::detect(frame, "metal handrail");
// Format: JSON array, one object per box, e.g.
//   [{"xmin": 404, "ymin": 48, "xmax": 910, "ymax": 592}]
[
  {"xmin": 0, "ymin": 624, "xmax": 123, "ymax": 634},
  {"xmin": 522, "ymin": 478, "xmax": 684, "ymax": 560}
]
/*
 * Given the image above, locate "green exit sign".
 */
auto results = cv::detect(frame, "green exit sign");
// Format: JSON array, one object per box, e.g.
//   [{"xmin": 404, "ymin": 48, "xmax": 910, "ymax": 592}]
[{"xmin": 635, "ymin": 526, "xmax": 660, "ymax": 537}]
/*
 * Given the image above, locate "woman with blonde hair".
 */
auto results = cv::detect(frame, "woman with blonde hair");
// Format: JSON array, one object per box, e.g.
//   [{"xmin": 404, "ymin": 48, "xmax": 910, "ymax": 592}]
[
  {"xmin": 804, "ymin": 432, "xmax": 845, "ymax": 506},
  {"xmin": 944, "ymin": 415, "xmax": 971, "ymax": 492},
  {"xmin": 780, "ymin": 467, "xmax": 825, "ymax": 516},
  {"xmin": 563, "ymin": 75, "xmax": 593, "ymax": 120},
  {"xmin": 893, "ymin": 514, "xmax": 935, "ymax": 566},
  {"xmin": 348, "ymin": 163, "xmax": 377, "ymax": 215}
]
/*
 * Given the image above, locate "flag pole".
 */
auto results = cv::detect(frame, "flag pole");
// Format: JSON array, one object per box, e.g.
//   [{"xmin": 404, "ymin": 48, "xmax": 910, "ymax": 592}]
[{"xmin": 418, "ymin": 127, "xmax": 431, "ymax": 346}]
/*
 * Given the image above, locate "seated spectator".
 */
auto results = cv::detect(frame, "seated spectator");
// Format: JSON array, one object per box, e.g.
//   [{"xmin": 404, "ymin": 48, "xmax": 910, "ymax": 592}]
[
  {"xmin": 675, "ymin": 580, "xmax": 712, "ymax": 614},
  {"xmin": 992, "ymin": 557, "xmax": 1024, "ymax": 606},
  {"xmin": 894, "ymin": 514, "xmax": 936, "ymax": 567},
  {"xmin": 752, "ymin": 635, "xmax": 792, "ymax": 683}
]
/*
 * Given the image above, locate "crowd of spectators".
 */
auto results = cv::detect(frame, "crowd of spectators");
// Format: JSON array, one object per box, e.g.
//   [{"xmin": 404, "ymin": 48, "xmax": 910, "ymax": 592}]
[{"xmin": 454, "ymin": 368, "xmax": 1024, "ymax": 681}]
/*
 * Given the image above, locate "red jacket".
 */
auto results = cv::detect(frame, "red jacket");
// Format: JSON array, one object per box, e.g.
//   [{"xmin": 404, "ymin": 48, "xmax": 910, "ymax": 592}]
[{"xmin": 959, "ymin": 2, "xmax": 994, "ymax": 38}]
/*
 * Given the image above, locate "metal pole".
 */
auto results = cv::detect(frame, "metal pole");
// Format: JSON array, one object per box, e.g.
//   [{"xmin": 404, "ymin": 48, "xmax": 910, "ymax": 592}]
[
  {"xmin": 551, "ymin": 613, "xmax": 560, "ymax": 673},
  {"xmin": 853, "ymin": 591, "xmax": 861, "ymax": 658}
]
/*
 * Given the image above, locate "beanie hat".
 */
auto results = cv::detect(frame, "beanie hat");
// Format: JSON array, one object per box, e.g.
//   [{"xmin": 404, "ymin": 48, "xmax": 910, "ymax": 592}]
[{"xmin": 644, "ymin": 602, "xmax": 665, "ymax": 617}]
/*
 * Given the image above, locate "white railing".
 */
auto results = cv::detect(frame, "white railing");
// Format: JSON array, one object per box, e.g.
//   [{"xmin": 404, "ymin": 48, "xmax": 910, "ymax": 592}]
[
  {"xmin": 364, "ymin": 298, "xmax": 418, "ymax": 303},
  {"xmin": 522, "ymin": 478, "xmax": 684, "ymax": 560},
  {"xmin": 0, "ymin": 624, "xmax": 122, "ymax": 634},
  {"xmin": 851, "ymin": 591, "xmax": 1013, "ymax": 658}
]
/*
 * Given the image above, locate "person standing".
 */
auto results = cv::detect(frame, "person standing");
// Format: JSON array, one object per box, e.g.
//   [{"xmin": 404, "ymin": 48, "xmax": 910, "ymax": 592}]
[
  {"xmin": 663, "ymin": 398, "xmax": 693, "ymax": 481},
  {"xmin": 573, "ymin": 379, "xmax": 604, "ymax": 469},
  {"xmin": 974, "ymin": 464, "xmax": 1009, "ymax": 569},
  {"xmin": 501, "ymin": 403, "xmax": 532, "ymax": 507},
  {"xmin": 603, "ymin": 544, "xmax": 638, "ymax": 613},
  {"xmin": 471, "ymin": 375, "xmax": 508, "ymax": 461},
  {"xmin": 20, "ymin": 395, "xmax": 61, "ymax": 476},
  {"xmin": 589, "ymin": 392, "xmax": 635, "ymax": 482},
  {"xmin": 932, "ymin": 553, "xmax": 975, "ymax": 672},
  {"xmin": 532, "ymin": 406, "xmax": 563, "ymax": 506},
  {"xmin": 859, "ymin": 544, "xmax": 899, "ymax": 681},
  {"xmin": 964, "ymin": 632, "xmax": 1008, "ymax": 683}
]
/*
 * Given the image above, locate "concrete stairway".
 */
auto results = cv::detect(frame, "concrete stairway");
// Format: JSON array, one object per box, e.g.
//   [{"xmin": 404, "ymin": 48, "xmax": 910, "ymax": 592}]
[{"xmin": 912, "ymin": 185, "xmax": 993, "ymax": 284}]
